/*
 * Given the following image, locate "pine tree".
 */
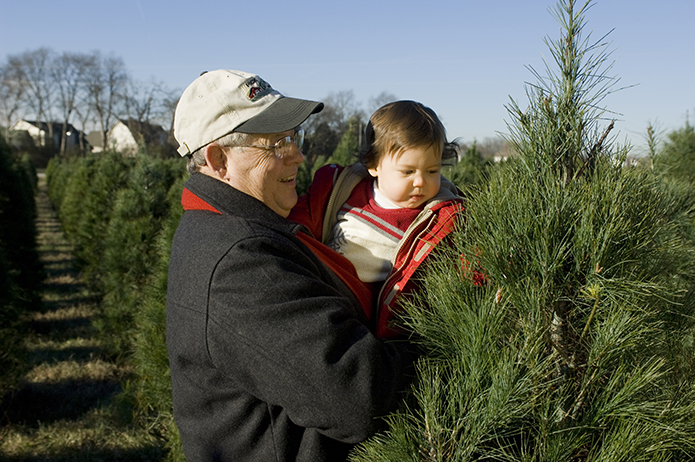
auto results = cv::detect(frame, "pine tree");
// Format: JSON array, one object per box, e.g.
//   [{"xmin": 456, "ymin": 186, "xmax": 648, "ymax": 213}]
[
  {"xmin": 652, "ymin": 122, "xmax": 695, "ymax": 244},
  {"xmin": 443, "ymin": 142, "xmax": 492, "ymax": 191},
  {"xmin": 96, "ymin": 154, "xmax": 183, "ymax": 355},
  {"xmin": 327, "ymin": 115, "xmax": 362, "ymax": 167},
  {"xmin": 57, "ymin": 152, "xmax": 133, "ymax": 288},
  {"xmin": 0, "ymin": 137, "xmax": 39, "ymax": 397},
  {"xmin": 654, "ymin": 121, "xmax": 695, "ymax": 184},
  {"xmin": 132, "ymin": 175, "xmax": 186, "ymax": 462},
  {"xmin": 351, "ymin": 1, "xmax": 695, "ymax": 461}
]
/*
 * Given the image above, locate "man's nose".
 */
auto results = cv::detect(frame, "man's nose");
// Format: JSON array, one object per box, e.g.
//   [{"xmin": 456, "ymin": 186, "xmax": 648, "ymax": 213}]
[{"xmin": 285, "ymin": 143, "xmax": 305, "ymax": 164}]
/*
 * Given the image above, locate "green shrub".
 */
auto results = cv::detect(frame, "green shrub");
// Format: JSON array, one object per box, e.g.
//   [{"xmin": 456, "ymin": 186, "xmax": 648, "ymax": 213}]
[
  {"xmin": 96, "ymin": 156, "xmax": 183, "ymax": 356},
  {"xmin": 46, "ymin": 155, "xmax": 74, "ymax": 209},
  {"xmin": 46, "ymin": 150, "xmax": 187, "ymax": 458},
  {"xmin": 653, "ymin": 122, "xmax": 695, "ymax": 243},
  {"xmin": 442, "ymin": 142, "xmax": 493, "ymax": 191},
  {"xmin": 0, "ymin": 136, "xmax": 42, "ymax": 398},
  {"xmin": 57, "ymin": 153, "xmax": 133, "ymax": 285},
  {"xmin": 0, "ymin": 244, "xmax": 25, "ymax": 398},
  {"xmin": 133, "ymin": 175, "xmax": 185, "ymax": 461}
]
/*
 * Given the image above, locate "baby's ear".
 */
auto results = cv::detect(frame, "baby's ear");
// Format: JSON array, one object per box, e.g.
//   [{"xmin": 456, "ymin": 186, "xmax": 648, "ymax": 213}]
[{"xmin": 367, "ymin": 167, "xmax": 379, "ymax": 178}]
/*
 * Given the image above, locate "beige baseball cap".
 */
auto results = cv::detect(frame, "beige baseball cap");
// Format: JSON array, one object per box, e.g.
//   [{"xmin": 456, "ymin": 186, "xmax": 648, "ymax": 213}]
[{"xmin": 174, "ymin": 69, "xmax": 324, "ymax": 156}]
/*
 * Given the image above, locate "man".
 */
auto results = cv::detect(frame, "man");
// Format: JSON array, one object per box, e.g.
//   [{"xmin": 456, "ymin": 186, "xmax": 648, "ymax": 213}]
[{"xmin": 166, "ymin": 69, "xmax": 414, "ymax": 462}]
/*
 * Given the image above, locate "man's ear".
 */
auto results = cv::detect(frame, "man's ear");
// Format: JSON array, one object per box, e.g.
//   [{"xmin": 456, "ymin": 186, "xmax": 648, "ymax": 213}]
[{"xmin": 203, "ymin": 144, "xmax": 228, "ymax": 180}]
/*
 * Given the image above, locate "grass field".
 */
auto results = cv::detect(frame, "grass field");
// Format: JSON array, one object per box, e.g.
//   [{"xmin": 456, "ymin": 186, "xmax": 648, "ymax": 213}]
[{"xmin": 0, "ymin": 173, "xmax": 166, "ymax": 461}]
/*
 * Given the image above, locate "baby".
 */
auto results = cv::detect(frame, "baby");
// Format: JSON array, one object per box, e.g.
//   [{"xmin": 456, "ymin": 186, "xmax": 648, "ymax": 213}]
[{"xmin": 291, "ymin": 100, "xmax": 464, "ymax": 338}]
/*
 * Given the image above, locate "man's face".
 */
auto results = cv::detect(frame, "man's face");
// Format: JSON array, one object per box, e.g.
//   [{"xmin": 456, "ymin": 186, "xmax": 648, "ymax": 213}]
[
  {"xmin": 368, "ymin": 145, "xmax": 442, "ymax": 209},
  {"xmin": 223, "ymin": 130, "xmax": 304, "ymax": 217}
]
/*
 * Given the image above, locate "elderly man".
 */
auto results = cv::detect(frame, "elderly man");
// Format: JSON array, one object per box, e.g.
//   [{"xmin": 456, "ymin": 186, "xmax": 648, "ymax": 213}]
[{"xmin": 166, "ymin": 69, "xmax": 414, "ymax": 462}]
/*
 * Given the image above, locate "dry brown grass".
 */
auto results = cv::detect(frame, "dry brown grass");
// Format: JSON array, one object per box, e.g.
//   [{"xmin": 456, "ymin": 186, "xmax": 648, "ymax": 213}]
[
  {"xmin": 28, "ymin": 304, "xmax": 94, "ymax": 322},
  {"xmin": 25, "ymin": 359, "xmax": 119, "ymax": 384},
  {"xmin": 42, "ymin": 272, "xmax": 82, "ymax": 287},
  {"xmin": 0, "ymin": 412, "xmax": 164, "ymax": 462}
]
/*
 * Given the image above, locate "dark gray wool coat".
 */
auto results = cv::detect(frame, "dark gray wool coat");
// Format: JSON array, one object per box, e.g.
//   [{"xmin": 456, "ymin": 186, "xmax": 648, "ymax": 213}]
[{"xmin": 166, "ymin": 173, "xmax": 414, "ymax": 462}]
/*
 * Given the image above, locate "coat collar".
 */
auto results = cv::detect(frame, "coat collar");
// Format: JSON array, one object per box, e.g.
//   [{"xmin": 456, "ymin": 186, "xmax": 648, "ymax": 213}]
[{"xmin": 183, "ymin": 173, "xmax": 298, "ymax": 231}]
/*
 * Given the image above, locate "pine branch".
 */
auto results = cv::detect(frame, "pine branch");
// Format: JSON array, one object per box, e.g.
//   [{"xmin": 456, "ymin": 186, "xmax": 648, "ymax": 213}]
[{"xmin": 574, "ymin": 120, "xmax": 614, "ymax": 180}]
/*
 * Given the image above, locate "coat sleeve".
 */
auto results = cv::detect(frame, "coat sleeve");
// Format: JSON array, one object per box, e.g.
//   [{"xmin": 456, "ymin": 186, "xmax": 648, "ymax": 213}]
[{"xmin": 205, "ymin": 224, "xmax": 413, "ymax": 443}]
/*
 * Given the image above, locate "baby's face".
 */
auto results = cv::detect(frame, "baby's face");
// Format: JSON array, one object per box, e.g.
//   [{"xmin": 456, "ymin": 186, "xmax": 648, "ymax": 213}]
[{"xmin": 368, "ymin": 145, "xmax": 442, "ymax": 209}]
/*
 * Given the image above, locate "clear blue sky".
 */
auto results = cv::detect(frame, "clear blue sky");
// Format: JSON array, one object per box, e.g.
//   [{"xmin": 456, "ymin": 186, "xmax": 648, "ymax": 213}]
[{"xmin": 1, "ymin": 0, "xmax": 693, "ymax": 153}]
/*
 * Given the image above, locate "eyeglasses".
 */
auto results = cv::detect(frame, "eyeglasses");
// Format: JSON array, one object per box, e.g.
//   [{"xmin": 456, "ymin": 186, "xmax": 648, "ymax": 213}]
[{"xmin": 238, "ymin": 128, "xmax": 304, "ymax": 159}]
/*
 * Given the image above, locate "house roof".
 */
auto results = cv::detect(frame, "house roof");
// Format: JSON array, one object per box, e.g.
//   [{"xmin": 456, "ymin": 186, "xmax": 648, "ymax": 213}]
[
  {"xmin": 118, "ymin": 118, "xmax": 169, "ymax": 146},
  {"xmin": 18, "ymin": 120, "xmax": 79, "ymax": 133},
  {"xmin": 86, "ymin": 119, "xmax": 174, "ymax": 154}
]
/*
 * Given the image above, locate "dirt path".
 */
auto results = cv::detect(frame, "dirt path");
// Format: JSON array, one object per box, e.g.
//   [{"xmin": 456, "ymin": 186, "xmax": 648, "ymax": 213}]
[{"xmin": 0, "ymin": 173, "xmax": 165, "ymax": 462}]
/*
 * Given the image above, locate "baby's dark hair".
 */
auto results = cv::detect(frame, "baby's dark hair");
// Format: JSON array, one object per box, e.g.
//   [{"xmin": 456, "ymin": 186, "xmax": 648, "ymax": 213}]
[{"xmin": 359, "ymin": 100, "xmax": 457, "ymax": 169}]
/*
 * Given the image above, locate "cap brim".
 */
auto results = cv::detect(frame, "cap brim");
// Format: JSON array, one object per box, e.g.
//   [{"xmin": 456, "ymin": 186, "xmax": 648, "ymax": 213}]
[{"xmin": 234, "ymin": 97, "xmax": 324, "ymax": 134}]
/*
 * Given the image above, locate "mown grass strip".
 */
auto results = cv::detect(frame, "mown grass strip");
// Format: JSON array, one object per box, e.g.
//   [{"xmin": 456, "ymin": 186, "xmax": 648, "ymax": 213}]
[{"xmin": 0, "ymin": 173, "xmax": 165, "ymax": 462}]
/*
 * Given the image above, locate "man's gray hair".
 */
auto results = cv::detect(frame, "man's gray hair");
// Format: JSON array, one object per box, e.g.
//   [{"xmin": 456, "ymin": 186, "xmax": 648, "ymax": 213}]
[{"xmin": 186, "ymin": 131, "xmax": 250, "ymax": 174}]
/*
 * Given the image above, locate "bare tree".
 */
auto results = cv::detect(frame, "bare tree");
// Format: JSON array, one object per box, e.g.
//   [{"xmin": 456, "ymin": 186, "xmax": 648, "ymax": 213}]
[
  {"xmin": 7, "ymin": 47, "xmax": 56, "ymax": 143},
  {"xmin": 85, "ymin": 51, "xmax": 128, "ymax": 150},
  {"xmin": 0, "ymin": 64, "xmax": 26, "ymax": 140},
  {"xmin": 303, "ymin": 89, "xmax": 365, "ymax": 136},
  {"xmin": 51, "ymin": 51, "xmax": 94, "ymax": 154},
  {"xmin": 156, "ymin": 88, "xmax": 180, "ymax": 149},
  {"xmin": 72, "ymin": 66, "xmax": 98, "ymax": 153},
  {"xmin": 366, "ymin": 91, "xmax": 398, "ymax": 115},
  {"xmin": 159, "ymin": 90, "xmax": 180, "ymax": 133},
  {"xmin": 477, "ymin": 136, "xmax": 511, "ymax": 160},
  {"xmin": 73, "ymin": 104, "xmax": 92, "ymax": 153},
  {"xmin": 123, "ymin": 78, "xmax": 161, "ymax": 124}
]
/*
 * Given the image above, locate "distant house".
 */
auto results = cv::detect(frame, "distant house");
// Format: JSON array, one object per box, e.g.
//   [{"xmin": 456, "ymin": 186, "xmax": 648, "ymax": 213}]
[
  {"xmin": 493, "ymin": 143, "xmax": 515, "ymax": 162},
  {"xmin": 88, "ymin": 118, "xmax": 174, "ymax": 156},
  {"xmin": 85, "ymin": 131, "xmax": 105, "ymax": 153},
  {"xmin": 10, "ymin": 119, "xmax": 82, "ymax": 150}
]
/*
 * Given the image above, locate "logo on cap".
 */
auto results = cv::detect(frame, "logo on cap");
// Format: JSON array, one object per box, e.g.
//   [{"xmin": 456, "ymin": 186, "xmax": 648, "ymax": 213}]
[{"xmin": 245, "ymin": 77, "xmax": 272, "ymax": 101}]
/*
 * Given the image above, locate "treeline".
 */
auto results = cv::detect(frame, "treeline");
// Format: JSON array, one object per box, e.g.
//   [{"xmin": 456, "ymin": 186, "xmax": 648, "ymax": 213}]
[
  {"xmin": 0, "ymin": 136, "xmax": 43, "ymax": 400},
  {"xmin": 1, "ymin": 47, "xmax": 507, "ymax": 191},
  {"xmin": 0, "ymin": 48, "xmax": 180, "ymax": 156}
]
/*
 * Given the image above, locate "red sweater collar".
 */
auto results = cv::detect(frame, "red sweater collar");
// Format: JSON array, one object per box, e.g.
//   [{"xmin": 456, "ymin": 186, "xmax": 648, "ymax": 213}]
[{"xmin": 181, "ymin": 188, "xmax": 221, "ymax": 214}]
